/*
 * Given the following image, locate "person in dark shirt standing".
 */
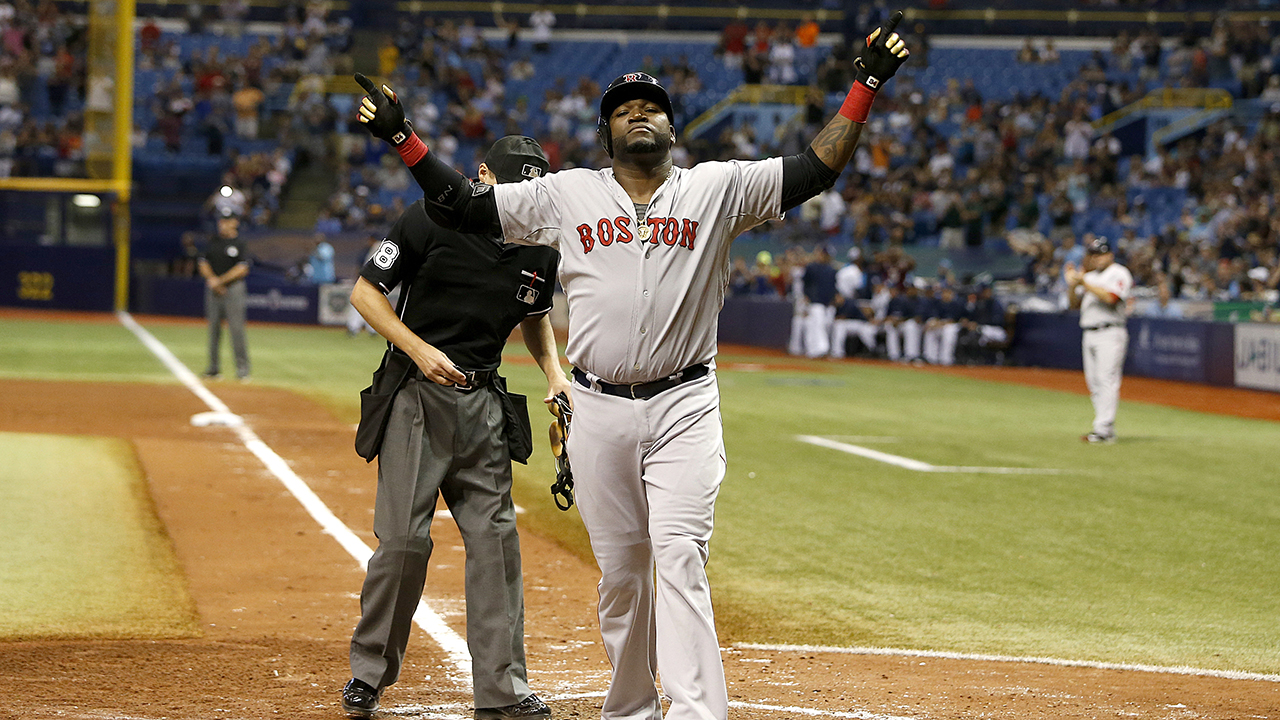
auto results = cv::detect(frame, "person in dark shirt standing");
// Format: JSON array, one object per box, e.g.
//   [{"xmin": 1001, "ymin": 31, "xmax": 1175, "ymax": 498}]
[
  {"xmin": 884, "ymin": 282, "xmax": 922, "ymax": 362},
  {"xmin": 922, "ymin": 284, "xmax": 966, "ymax": 365},
  {"xmin": 801, "ymin": 244, "xmax": 839, "ymax": 358},
  {"xmin": 341, "ymin": 136, "xmax": 568, "ymax": 720},
  {"xmin": 199, "ymin": 208, "xmax": 251, "ymax": 380}
]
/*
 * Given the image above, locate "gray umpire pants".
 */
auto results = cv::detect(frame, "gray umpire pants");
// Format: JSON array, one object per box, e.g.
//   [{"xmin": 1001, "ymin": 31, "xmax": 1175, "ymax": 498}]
[
  {"xmin": 204, "ymin": 280, "xmax": 250, "ymax": 378},
  {"xmin": 350, "ymin": 376, "xmax": 530, "ymax": 708}
]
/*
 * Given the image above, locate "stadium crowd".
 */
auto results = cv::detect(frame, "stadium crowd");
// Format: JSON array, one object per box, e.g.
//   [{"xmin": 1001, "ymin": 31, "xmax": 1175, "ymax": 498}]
[
  {"xmin": 2, "ymin": 0, "xmax": 1278, "ymax": 309},
  {"xmin": 0, "ymin": 0, "xmax": 87, "ymax": 178}
]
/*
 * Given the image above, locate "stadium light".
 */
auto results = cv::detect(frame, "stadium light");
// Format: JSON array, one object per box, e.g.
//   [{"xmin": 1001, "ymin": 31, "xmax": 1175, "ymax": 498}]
[
  {"xmin": 72, "ymin": 194, "xmax": 102, "ymax": 208},
  {"xmin": 220, "ymin": 185, "xmax": 233, "ymax": 197}
]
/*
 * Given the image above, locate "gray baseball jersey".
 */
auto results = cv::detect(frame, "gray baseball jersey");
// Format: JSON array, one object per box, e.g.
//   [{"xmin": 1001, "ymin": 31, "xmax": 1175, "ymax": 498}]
[
  {"xmin": 1078, "ymin": 262, "xmax": 1133, "ymax": 328},
  {"xmin": 494, "ymin": 159, "xmax": 783, "ymax": 383},
  {"xmin": 1079, "ymin": 261, "xmax": 1132, "ymax": 439},
  {"xmin": 493, "ymin": 157, "xmax": 782, "ymax": 720}
]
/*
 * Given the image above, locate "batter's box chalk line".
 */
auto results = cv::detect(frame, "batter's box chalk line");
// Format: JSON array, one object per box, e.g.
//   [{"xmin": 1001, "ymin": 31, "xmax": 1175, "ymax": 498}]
[
  {"xmin": 119, "ymin": 311, "xmax": 473, "ymax": 688},
  {"xmin": 737, "ymin": 643, "xmax": 1280, "ymax": 684}
]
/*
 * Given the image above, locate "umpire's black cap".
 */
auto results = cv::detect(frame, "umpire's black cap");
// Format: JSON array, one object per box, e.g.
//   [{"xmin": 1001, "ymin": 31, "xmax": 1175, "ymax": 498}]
[
  {"xmin": 483, "ymin": 135, "xmax": 549, "ymax": 184},
  {"xmin": 597, "ymin": 72, "xmax": 676, "ymax": 157},
  {"xmin": 1085, "ymin": 237, "xmax": 1112, "ymax": 254}
]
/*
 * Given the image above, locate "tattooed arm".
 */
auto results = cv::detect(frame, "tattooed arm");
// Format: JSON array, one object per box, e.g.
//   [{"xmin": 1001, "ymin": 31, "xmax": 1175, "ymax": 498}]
[
  {"xmin": 809, "ymin": 116, "xmax": 866, "ymax": 175},
  {"xmin": 779, "ymin": 13, "xmax": 909, "ymax": 211}
]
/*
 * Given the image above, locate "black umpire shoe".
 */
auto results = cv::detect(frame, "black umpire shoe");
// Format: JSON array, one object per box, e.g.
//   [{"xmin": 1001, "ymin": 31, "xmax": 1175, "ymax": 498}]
[
  {"xmin": 341, "ymin": 678, "xmax": 381, "ymax": 718},
  {"xmin": 475, "ymin": 693, "xmax": 552, "ymax": 719}
]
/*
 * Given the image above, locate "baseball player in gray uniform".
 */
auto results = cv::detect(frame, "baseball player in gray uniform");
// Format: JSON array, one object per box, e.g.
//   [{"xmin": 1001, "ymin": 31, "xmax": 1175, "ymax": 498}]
[
  {"xmin": 1066, "ymin": 237, "xmax": 1133, "ymax": 443},
  {"xmin": 354, "ymin": 15, "xmax": 909, "ymax": 720}
]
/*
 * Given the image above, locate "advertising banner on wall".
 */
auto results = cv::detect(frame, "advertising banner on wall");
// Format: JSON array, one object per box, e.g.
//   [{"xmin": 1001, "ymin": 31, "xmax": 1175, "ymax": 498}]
[
  {"xmin": 1234, "ymin": 323, "xmax": 1280, "ymax": 392},
  {"xmin": 1127, "ymin": 319, "xmax": 1209, "ymax": 383}
]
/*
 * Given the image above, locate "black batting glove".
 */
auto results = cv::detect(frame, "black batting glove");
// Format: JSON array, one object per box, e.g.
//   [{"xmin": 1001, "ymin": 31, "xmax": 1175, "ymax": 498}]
[
  {"xmin": 354, "ymin": 72, "xmax": 413, "ymax": 146},
  {"xmin": 854, "ymin": 11, "xmax": 911, "ymax": 92}
]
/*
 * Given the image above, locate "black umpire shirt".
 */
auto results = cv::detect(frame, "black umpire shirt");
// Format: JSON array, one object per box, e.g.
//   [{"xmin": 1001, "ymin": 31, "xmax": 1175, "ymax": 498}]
[
  {"xmin": 203, "ymin": 235, "xmax": 249, "ymax": 276},
  {"xmin": 360, "ymin": 199, "xmax": 560, "ymax": 371}
]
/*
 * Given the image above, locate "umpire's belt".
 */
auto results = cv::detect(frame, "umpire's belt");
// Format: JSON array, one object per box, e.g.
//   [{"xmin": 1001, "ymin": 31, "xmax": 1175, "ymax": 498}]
[
  {"xmin": 412, "ymin": 365, "xmax": 497, "ymax": 392},
  {"xmin": 573, "ymin": 363, "xmax": 709, "ymax": 401},
  {"xmin": 1082, "ymin": 323, "xmax": 1124, "ymax": 332}
]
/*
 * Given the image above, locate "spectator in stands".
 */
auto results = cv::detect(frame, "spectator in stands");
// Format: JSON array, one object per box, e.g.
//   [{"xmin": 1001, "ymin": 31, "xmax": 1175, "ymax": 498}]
[
  {"xmin": 231, "ymin": 79, "xmax": 265, "ymax": 139},
  {"xmin": 220, "ymin": 0, "xmax": 249, "ymax": 38},
  {"xmin": 1141, "ymin": 280, "xmax": 1183, "ymax": 319},
  {"xmin": 728, "ymin": 257, "xmax": 753, "ymax": 297},
  {"xmin": 1041, "ymin": 39, "xmax": 1060, "ymax": 64},
  {"xmin": 529, "ymin": 4, "xmax": 554, "ymax": 53},
  {"xmin": 908, "ymin": 22, "xmax": 929, "ymax": 68},
  {"xmin": 767, "ymin": 24, "xmax": 798, "ymax": 85},
  {"xmin": 753, "ymin": 250, "xmax": 782, "ymax": 296},
  {"xmin": 795, "ymin": 14, "xmax": 819, "ymax": 49},
  {"xmin": 140, "ymin": 17, "xmax": 162, "ymax": 54},
  {"xmin": 307, "ymin": 233, "xmax": 336, "ymax": 284},
  {"xmin": 171, "ymin": 231, "xmax": 201, "ymax": 278},
  {"xmin": 208, "ymin": 176, "xmax": 248, "ymax": 218},
  {"xmin": 719, "ymin": 17, "xmax": 749, "ymax": 68},
  {"xmin": 1018, "ymin": 37, "xmax": 1040, "ymax": 64}
]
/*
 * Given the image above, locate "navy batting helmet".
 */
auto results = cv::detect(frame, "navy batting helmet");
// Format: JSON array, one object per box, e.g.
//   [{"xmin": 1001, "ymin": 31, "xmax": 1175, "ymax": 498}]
[{"xmin": 597, "ymin": 72, "xmax": 676, "ymax": 157}]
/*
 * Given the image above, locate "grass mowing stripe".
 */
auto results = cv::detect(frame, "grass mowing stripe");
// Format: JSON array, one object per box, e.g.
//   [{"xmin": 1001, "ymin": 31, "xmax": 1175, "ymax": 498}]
[{"xmin": 0, "ymin": 432, "xmax": 198, "ymax": 639}]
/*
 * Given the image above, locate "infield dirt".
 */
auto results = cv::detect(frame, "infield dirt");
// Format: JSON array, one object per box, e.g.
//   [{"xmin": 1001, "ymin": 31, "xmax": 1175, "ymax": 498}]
[{"xmin": 0, "ymin": 375, "xmax": 1277, "ymax": 719}]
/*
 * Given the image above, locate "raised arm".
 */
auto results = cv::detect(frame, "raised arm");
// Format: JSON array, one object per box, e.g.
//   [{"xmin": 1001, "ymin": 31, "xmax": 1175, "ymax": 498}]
[
  {"xmin": 780, "ymin": 12, "xmax": 911, "ymax": 212},
  {"xmin": 354, "ymin": 73, "xmax": 502, "ymax": 235}
]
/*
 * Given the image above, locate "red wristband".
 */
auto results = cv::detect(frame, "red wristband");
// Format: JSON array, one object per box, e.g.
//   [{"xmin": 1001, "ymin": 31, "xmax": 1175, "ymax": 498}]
[
  {"xmin": 396, "ymin": 132, "xmax": 428, "ymax": 166},
  {"xmin": 838, "ymin": 82, "xmax": 877, "ymax": 124}
]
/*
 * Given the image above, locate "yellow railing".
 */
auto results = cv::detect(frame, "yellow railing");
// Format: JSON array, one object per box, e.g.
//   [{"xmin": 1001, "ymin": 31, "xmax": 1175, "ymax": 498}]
[
  {"xmin": 1094, "ymin": 88, "xmax": 1233, "ymax": 130},
  {"xmin": 683, "ymin": 84, "xmax": 808, "ymax": 140}
]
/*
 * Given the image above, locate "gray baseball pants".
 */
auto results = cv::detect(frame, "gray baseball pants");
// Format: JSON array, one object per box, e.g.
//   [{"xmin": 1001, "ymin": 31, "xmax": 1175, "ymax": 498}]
[
  {"xmin": 567, "ymin": 371, "xmax": 727, "ymax": 720},
  {"xmin": 204, "ymin": 280, "xmax": 250, "ymax": 378},
  {"xmin": 349, "ymin": 376, "xmax": 530, "ymax": 708}
]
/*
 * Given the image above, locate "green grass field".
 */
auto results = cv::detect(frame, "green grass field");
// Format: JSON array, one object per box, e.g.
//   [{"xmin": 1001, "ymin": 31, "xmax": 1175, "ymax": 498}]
[
  {"xmin": 0, "ymin": 431, "xmax": 199, "ymax": 639},
  {"xmin": 1, "ymin": 314, "xmax": 1277, "ymax": 673}
]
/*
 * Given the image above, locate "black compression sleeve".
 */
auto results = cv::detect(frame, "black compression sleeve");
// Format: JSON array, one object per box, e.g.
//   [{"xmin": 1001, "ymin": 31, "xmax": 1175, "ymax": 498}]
[
  {"xmin": 407, "ymin": 151, "xmax": 503, "ymax": 235},
  {"xmin": 780, "ymin": 147, "xmax": 842, "ymax": 213}
]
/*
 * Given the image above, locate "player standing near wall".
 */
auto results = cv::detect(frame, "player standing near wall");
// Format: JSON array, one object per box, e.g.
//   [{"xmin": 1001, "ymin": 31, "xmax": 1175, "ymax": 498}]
[
  {"xmin": 353, "ymin": 13, "xmax": 910, "ymax": 720},
  {"xmin": 1066, "ymin": 237, "xmax": 1133, "ymax": 443},
  {"xmin": 199, "ymin": 208, "xmax": 251, "ymax": 381}
]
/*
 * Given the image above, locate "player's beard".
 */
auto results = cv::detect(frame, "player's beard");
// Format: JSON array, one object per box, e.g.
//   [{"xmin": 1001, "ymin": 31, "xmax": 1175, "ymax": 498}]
[{"xmin": 616, "ymin": 129, "xmax": 673, "ymax": 159}]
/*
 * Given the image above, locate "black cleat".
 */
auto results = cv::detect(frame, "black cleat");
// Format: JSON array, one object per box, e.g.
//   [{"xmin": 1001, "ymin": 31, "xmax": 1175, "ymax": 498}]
[
  {"xmin": 341, "ymin": 678, "xmax": 381, "ymax": 718},
  {"xmin": 475, "ymin": 693, "xmax": 552, "ymax": 719}
]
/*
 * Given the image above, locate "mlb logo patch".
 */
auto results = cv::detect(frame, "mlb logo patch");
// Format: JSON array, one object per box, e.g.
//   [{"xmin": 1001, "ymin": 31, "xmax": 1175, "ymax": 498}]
[
  {"xmin": 522, "ymin": 164, "xmax": 542, "ymax": 179},
  {"xmin": 516, "ymin": 285, "xmax": 539, "ymax": 305}
]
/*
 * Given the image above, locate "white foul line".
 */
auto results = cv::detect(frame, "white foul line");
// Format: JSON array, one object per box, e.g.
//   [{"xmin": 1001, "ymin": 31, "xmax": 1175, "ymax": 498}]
[
  {"xmin": 796, "ymin": 435, "xmax": 1066, "ymax": 475},
  {"xmin": 117, "ymin": 311, "xmax": 473, "ymax": 683},
  {"xmin": 737, "ymin": 643, "xmax": 1280, "ymax": 684}
]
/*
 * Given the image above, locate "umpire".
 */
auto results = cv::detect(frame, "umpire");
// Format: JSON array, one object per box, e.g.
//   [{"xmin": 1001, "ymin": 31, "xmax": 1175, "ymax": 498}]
[
  {"xmin": 342, "ymin": 136, "xmax": 568, "ymax": 720},
  {"xmin": 199, "ymin": 207, "xmax": 251, "ymax": 380}
]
